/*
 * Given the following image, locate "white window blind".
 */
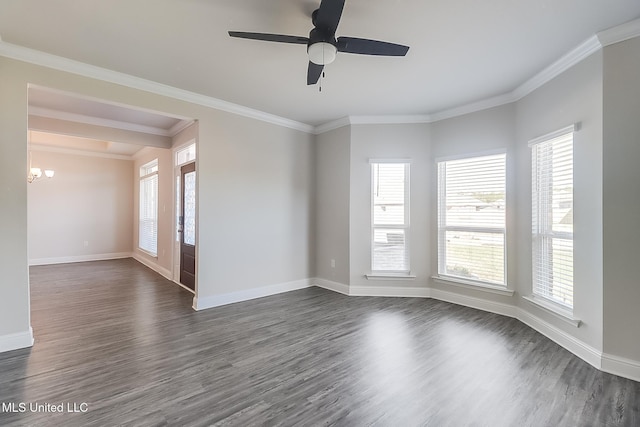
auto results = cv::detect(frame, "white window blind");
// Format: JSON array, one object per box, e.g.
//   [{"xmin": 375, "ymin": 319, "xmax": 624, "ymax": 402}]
[
  {"xmin": 531, "ymin": 128, "xmax": 574, "ymax": 309},
  {"xmin": 371, "ymin": 162, "xmax": 410, "ymax": 272},
  {"xmin": 139, "ymin": 159, "xmax": 158, "ymax": 256},
  {"xmin": 437, "ymin": 153, "xmax": 506, "ymax": 285}
]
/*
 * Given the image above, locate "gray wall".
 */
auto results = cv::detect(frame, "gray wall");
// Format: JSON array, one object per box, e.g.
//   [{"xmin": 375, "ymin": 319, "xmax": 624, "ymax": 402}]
[
  {"xmin": 349, "ymin": 123, "xmax": 431, "ymax": 288},
  {"xmin": 516, "ymin": 51, "xmax": 604, "ymax": 351},
  {"xmin": 603, "ymin": 37, "xmax": 640, "ymax": 362},
  {"xmin": 315, "ymin": 126, "xmax": 351, "ymax": 285},
  {"xmin": 429, "ymin": 104, "xmax": 517, "ymax": 305}
]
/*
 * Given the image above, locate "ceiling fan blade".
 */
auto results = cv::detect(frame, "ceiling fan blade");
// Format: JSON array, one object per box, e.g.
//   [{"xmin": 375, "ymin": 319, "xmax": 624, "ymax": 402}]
[
  {"xmin": 337, "ymin": 37, "xmax": 410, "ymax": 56},
  {"xmin": 228, "ymin": 31, "xmax": 309, "ymax": 44},
  {"xmin": 314, "ymin": 0, "xmax": 346, "ymax": 34},
  {"xmin": 307, "ymin": 61, "xmax": 324, "ymax": 85}
]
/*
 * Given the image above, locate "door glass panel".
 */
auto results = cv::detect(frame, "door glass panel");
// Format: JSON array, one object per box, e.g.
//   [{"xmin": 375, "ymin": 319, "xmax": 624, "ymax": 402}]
[{"xmin": 184, "ymin": 171, "xmax": 196, "ymax": 246}]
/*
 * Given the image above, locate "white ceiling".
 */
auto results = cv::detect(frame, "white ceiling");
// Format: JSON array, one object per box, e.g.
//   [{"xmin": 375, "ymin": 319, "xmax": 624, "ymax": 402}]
[{"xmin": 1, "ymin": 0, "xmax": 640, "ymax": 126}]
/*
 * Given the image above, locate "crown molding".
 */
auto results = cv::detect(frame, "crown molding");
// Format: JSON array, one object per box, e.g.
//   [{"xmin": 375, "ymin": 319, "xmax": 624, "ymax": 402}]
[
  {"xmin": 597, "ymin": 17, "xmax": 640, "ymax": 47},
  {"xmin": 512, "ymin": 35, "xmax": 602, "ymax": 101},
  {"xmin": 428, "ymin": 92, "xmax": 518, "ymax": 123},
  {"xmin": 30, "ymin": 143, "xmax": 135, "ymax": 160},
  {"xmin": 168, "ymin": 119, "xmax": 195, "ymax": 137},
  {"xmin": 314, "ymin": 116, "xmax": 352, "ymax": 134},
  {"xmin": 28, "ymin": 106, "xmax": 172, "ymax": 137},
  {"xmin": 0, "ymin": 41, "xmax": 315, "ymax": 134},
  {"xmin": 314, "ymin": 114, "xmax": 431, "ymax": 134},
  {"xmin": 349, "ymin": 114, "xmax": 432, "ymax": 125}
]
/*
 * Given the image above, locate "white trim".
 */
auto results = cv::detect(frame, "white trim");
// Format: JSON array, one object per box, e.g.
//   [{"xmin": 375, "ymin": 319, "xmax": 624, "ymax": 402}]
[
  {"xmin": 348, "ymin": 285, "xmax": 429, "ymax": 298},
  {"xmin": 29, "ymin": 252, "xmax": 132, "ymax": 266},
  {"xmin": 434, "ymin": 148, "xmax": 507, "ymax": 163},
  {"xmin": 168, "ymin": 120, "xmax": 195, "ymax": 138},
  {"xmin": 428, "ymin": 92, "xmax": 518, "ymax": 123},
  {"xmin": 517, "ymin": 308, "xmax": 601, "ymax": 369},
  {"xmin": 132, "ymin": 252, "xmax": 173, "ymax": 280},
  {"xmin": 350, "ymin": 115, "xmax": 432, "ymax": 125},
  {"xmin": 29, "ymin": 106, "xmax": 174, "ymax": 137},
  {"xmin": 429, "ymin": 288, "xmax": 517, "ymax": 318},
  {"xmin": 0, "ymin": 41, "xmax": 314, "ymax": 134},
  {"xmin": 313, "ymin": 278, "xmax": 350, "ymax": 295},
  {"xmin": 513, "ymin": 36, "xmax": 602, "ymax": 101},
  {"xmin": 368, "ymin": 158, "xmax": 412, "ymax": 164},
  {"xmin": 365, "ymin": 274, "xmax": 417, "ymax": 281},
  {"xmin": 431, "ymin": 275, "xmax": 515, "ymax": 296},
  {"xmin": 597, "ymin": 18, "xmax": 640, "ymax": 48},
  {"xmin": 0, "ymin": 328, "xmax": 34, "ymax": 353},
  {"xmin": 29, "ymin": 143, "xmax": 135, "ymax": 161},
  {"xmin": 172, "ymin": 279, "xmax": 196, "ymax": 295},
  {"xmin": 522, "ymin": 295, "xmax": 581, "ymax": 327},
  {"xmin": 601, "ymin": 353, "xmax": 640, "ymax": 383},
  {"xmin": 528, "ymin": 124, "xmax": 577, "ymax": 147},
  {"xmin": 314, "ymin": 117, "xmax": 352, "ymax": 134},
  {"xmin": 193, "ymin": 279, "xmax": 313, "ymax": 310},
  {"xmin": 314, "ymin": 115, "xmax": 431, "ymax": 134}
]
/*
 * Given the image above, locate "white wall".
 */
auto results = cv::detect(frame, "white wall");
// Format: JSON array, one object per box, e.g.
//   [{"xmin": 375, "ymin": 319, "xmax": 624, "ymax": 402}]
[
  {"xmin": 516, "ymin": 51, "xmax": 604, "ymax": 353},
  {"xmin": 602, "ymin": 36, "xmax": 640, "ymax": 363},
  {"xmin": 315, "ymin": 126, "xmax": 351, "ymax": 285},
  {"xmin": 132, "ymin": 146, "xmax": 173, "ymax": 277},
  {"xmin": 28, "ymin": 150, "xmax": 133, "ymax": 264},
  {"xmin": 349, "ymin": 124, "xmax": 431, "ymax": 289}
]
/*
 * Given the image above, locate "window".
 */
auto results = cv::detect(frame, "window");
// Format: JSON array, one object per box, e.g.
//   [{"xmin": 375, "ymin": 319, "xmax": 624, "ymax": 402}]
[
  {"xmin": 437, "ymin": 153, "xmax": 506, "ymax": 286},
  {"xmin": 371, "ymin": 161, "xmax": 410, "ymax": 273},
  {"xmin": 139, "ymin": 159, "xmax": 159, "ymax": 256},
  {"xmin": 531, "ymin": 127, "xmax": 574, "ymax": 309}
]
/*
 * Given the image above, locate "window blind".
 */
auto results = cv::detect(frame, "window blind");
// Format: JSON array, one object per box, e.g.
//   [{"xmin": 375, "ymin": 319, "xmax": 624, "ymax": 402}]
[
  {"xmin": 531, "ymin": 130, "xmax": 574, "ymax": 308},
  {"xmin": 139, "ymin": 160, "xmax": 159, "ymax": 256},
  {"xmin": 437, "ymin": 154, "xmax": 506, "ymax": 285},
  {"xmin": 371, "ymin": 162, "xmax": 410, "ymax": 272}
]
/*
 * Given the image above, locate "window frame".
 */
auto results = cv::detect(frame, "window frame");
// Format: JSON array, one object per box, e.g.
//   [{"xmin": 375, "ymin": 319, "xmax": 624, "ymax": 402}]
[
  {"xmin": 139, "ymin": 158, "xmax": 159, "ymax": 257},
  {"xmin": 370, "ymin": 160, "xmax": 411, "ymax": 275},
  {"xmin": 436, "ymin": 152, "xmax": 507, "ymax": 287},
  {"xmin": 529, "ymin": 125, "xmax": 575, "ymax": 311}
]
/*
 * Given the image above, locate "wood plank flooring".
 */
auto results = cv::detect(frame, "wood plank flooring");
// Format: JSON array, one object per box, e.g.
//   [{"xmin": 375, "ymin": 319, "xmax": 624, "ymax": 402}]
[{"xmin": 0, "ymin": 258, "xmax": 638, "ymax": 426}]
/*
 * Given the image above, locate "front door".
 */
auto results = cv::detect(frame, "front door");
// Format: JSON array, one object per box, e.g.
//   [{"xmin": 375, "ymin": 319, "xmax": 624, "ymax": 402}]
[{"xmin": 179, "ymin": 162, "xmax": 196, "ymax": 290}]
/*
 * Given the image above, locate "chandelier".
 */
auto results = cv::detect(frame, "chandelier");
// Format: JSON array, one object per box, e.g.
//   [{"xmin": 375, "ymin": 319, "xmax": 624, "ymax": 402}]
[{"xmin": 27, "ymin": 131, "xmax": 55, "ymax": 183}]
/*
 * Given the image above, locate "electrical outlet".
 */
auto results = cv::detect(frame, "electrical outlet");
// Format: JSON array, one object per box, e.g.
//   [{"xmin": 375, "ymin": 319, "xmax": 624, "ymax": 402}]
[
  {"xmin": 331, "ymin": 259, "xmax": 335, "ymax": 268},
  {"xmin": 83, "ymin": 241, "xmax": 89, "ymax": 247}
]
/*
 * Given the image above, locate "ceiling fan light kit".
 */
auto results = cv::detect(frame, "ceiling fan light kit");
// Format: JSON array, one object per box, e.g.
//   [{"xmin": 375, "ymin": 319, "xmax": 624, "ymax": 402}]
[
  {"xmin": 308, "ymin": 42, "xmax": 337, "ymax": 65},
  {"xmin": 228, "ymin": 0, "xmax": 409, "ymax": 85}
]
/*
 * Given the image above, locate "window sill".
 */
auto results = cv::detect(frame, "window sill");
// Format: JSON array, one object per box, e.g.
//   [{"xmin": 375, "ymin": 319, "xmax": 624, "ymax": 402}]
[
  {"xmin": 366, "ymin": 273, "xmax": 416, "ymax": 281},
  {"xmin": 138, "ymin": 248, "xmax": 158, "ymax": 259},
  {"xmin": 431, "ymin": 275, "xmax": 515, "ymax": 297},
  {"xmin": 522, "ymin": 295, "xmax": 581, "ymax": 328}
]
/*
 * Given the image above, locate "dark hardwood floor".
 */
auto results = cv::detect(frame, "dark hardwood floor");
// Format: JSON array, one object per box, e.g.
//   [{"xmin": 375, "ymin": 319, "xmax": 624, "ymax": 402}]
[{"xmin": 0, "ymin": 259, "xmax": 638, "ymax": 426}]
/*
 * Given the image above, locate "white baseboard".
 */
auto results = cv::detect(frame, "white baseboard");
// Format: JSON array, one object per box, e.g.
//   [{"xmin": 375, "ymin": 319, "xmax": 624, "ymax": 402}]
[
  {"xmin": 429, "ymin": 288, "xmax": 518, "ymax": 318},
  {"xmin": 193, "ymin": 278, "xmax": 313, "ymax": 311},
  {"xmin": 312, "ymin": 278, "xmax": 350, "ymax": 295},
  {"xmin": 0, "ymin": 328, "xmax": 34, "ymax": 353},
  {"xmin": 602, "ymin": 353, "xmax": 640, "ymax": 382},
  {"xmin": 132, "ymin": 253, "xmax": 172, "ymax": 280},
  {"xmin": 29, "ymin": 252, "xmax": 131, "ymax": 266},
  {"xmin": 517, "ymin": 308, "xmax": 603, "ymax": 369},
  {"xmin": 349, "ymin": 285, "xmax": 430, "ymax": 298}
]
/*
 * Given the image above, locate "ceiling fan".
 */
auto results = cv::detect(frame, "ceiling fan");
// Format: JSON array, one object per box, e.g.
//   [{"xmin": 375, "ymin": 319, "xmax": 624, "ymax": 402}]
[{"xmin": 228, "ymin": 0, "xmax": 410, "ymax": 85}]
